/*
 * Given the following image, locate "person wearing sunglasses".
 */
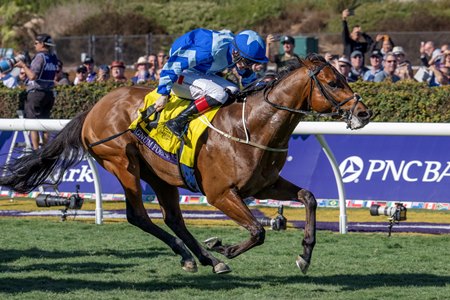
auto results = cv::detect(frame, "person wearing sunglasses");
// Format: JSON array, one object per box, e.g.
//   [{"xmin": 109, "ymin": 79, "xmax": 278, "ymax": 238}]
[
  {"xmin": 374, "ymin": 52, "xmax": 401, "ymax": 83},
  {"xmin": 153, "ymin": 28, "xmax": 268, "ymax": 139},
  {"xmin": 15, "ymin": 33, "xmax": 59, "ymax": 150}
]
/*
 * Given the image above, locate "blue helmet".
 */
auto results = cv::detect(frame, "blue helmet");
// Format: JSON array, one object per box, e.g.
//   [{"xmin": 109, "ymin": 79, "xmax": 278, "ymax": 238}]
[{"xmin": 233, "ymin": 30, "xmax": 268, "ymax": 64}]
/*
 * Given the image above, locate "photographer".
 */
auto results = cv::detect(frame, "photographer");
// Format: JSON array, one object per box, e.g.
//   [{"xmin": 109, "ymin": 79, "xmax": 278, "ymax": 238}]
[
  {"xmin": 15, "ymin": 33, "xmax": 59, "ymax": 150},
  {"xmin": 266, "ymin": 34, "xmax": 300, "ymax": 72},
  {"xmin": 341, "ymin": 9, "xmax": 374, "ymax": 63}
]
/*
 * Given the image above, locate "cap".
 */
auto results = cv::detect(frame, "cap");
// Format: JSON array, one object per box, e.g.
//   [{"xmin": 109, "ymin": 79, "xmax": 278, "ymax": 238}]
[
  {"xmin": 98, "ymin": 64, "xmax": 110, "ymax": 72},
  {"xmin": 392, "ymin": 46, "xmax": 405, "ymax": 55},
  {"xmin": 338, "ymin": 56, "xmax": 351, "ymax": 66},
  {"xmin": 76, "ymin": 65, "xmax": 87, "ymax": 73},
  {"xmin": 135, "ymin": 56, "xmax": 148, "ymax": 66},
  {"xmin": 110, "ymin": 60, "xmax": 125, "ymax": 69},
  {"xmin": 35, "ymin": 33, "xmax": 55, "ymax": 47},
  {"xmin": 83, "ymin": 56, "xmax": 94, "ymax": 64},
  {"xmin": 281, "ymin": 35, "xmax": 295, "ymax": 45},
  {"xmin": 370, "ymin": 49, "xmax": 383, "ymax": 58},
  {"xmin": 350, "ymin": 50, "xmax": 363, "ymax": 58}
]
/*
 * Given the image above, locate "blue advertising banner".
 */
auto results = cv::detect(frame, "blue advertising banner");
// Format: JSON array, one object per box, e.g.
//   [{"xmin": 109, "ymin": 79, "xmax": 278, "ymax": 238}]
[{"xmin": 1, "ymin": 130, "xmax": 450, "ymax": 204}]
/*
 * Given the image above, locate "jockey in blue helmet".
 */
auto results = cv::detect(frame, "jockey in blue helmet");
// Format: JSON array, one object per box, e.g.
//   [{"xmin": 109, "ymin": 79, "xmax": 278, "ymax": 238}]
[{"xmin": 154, "ymin": 28, "xmax": 268, "ymax": 139}]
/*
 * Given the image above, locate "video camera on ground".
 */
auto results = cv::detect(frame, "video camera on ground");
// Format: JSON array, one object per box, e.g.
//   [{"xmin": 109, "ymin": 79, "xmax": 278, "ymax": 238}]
[
  {"xmin": 370, "ymin": 203, "xmax": 407, "ymax": 236},
  {"xmin": 258, "ymin": 205, "xmax": 287, "ymax": 231},
  {"xmin": 36, "ymin": 185, "xmax": 84, "ymax": 221}
]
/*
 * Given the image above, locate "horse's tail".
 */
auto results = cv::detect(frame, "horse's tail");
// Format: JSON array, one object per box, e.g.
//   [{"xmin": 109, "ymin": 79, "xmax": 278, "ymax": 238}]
[{"xmin": 0, "ymin": 111, "xmax": 90, "ymax": 193}]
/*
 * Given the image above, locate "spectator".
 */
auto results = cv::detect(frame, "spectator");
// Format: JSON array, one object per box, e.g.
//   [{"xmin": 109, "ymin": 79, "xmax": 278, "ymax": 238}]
[
  {"xmin": 147, "ymin": 53, "xmax": 158, "ymax": 80},
  {"xmin": 54, "ymin": 60, "xmax": 71, "ymax": 85},
  {"xmin": 131, "ymin": 56, "xmax": 153, "ymax": 84},
  {"xmin": 17, "ymin": 67, "xmax": 28, "ymax": 87},
  {"xmin": 363, "ymin": 50, "xmax": 384, "ymax": 82},
  {"xmin": 341, "ymin": 9, "xmax": 373, "ymax": 61},
  {"xmin": 349, "ymin": 50, "xmax": 368, "ymax": 81},
  {"xmin": 420, "ymin": 41, "xmax": 441, "ymax": 67},
  {"xmin": 266, "ymin": 34, "xmax": 300, "ymax": 72},
  {"xmin": 110, "ymin": 60, "xmax": 127, "ymax": 82},
  {"xmin": 374, "ymin": 52, "xmax": 400, "ymax": 83},
  {"xmin": 156, "ymin": 50, "xmax": 165, "ymax": 71},
  {"xmin": 371, "ymin": 34, "xmax": 394, "ymax": 57},
  {"xmin": 15, "ymin": 33, "xmax": 58, "ymax": 150},
  {"xmin": 83, "ymin": 56, "xmax": 97, "ymax": 82},
  {"xmin": 0, "ymin": 69, "xmax": 18, "ymax": 88},
  {"xmin": 337, "ymin": 56, "xmax": 356, "ymax": 82},
  {"xmin": 428, "ymin": 50, "xmax": 449, "ymax": 86},
  {"xmin": 73, "ymin": 65, "xmax": 87, "ymax": 85},
  {"xmin": 392, "ymin": 46, "xmax": 413, "ymax": 80},
  {"xmin": 96, "ymin": 64, "xmax": 110, "ymax": 82}
]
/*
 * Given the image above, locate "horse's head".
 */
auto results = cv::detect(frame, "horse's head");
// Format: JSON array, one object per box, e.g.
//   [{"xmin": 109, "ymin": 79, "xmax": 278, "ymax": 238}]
[{"xmin": 301, "ymin": 54, "xmax": 372, "ymax": 129}]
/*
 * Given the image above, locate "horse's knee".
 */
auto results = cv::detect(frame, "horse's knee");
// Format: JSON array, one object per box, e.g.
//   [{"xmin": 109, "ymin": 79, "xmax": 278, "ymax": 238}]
[
  {"xmin": 298, "ymin": 189, "xmax": 317, "ymax": 210},
  {"xmin": 253, "ymin": 225, "xmax": 266, "ymax": 246}
]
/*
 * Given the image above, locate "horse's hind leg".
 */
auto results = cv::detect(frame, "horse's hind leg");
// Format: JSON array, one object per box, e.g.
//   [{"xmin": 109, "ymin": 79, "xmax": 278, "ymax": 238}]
[
  {"xmin": 141, "ymin": 173, "xmax": 231, "ymax": 274},
  {"xmin": 254, "ymin": 176, "xmax": 316, "ymax": 274},
  {"xmin": 105, "ymin": 160, "xmax": 197, "ymax": 272}
]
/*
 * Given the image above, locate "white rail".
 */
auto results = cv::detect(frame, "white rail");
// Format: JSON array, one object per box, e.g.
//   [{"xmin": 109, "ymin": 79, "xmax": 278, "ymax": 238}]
[{"xmin": 2, "ymin": 119, "xmax": 450, "ymax": 233}]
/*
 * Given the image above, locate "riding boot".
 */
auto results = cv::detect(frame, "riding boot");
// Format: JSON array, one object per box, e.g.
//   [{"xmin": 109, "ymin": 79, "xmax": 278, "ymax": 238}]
[{"xmin": 166, "ymin": 95, "xmax": 221, "ymax": 139}]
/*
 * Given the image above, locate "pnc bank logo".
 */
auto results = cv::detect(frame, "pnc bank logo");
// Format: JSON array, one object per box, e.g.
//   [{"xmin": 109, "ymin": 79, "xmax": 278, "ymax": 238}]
[
  {"xmin": 338, "ymin": 155, "xmax": 450, "ymax": 183},
  {"xmin": 339, "ymin": 156, "xmax": 364, "ymax": 183}
]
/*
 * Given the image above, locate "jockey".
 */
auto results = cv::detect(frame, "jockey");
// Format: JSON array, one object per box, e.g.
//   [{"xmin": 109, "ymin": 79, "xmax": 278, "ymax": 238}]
[{"xmin": 154, "ymin": 28, "xmax": 268, "ymax": 139}]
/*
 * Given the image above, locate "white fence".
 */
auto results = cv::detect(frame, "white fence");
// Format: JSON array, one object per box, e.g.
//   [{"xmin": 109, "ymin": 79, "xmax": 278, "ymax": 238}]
[{"xmin": 2, "ymin": 119, "xmax": 450, "ymax": 233}]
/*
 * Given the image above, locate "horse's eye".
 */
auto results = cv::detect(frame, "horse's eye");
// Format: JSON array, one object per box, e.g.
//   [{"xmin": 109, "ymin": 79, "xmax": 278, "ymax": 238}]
[{"xmin": 328, "ymin": 81, "xmax": 337, "ymax": 88}]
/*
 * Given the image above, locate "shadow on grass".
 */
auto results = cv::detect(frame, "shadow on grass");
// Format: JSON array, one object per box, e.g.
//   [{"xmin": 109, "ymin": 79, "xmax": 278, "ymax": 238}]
[{"xmin": 0, "ymin": 273, "xmax": 448, "ymax": 294}]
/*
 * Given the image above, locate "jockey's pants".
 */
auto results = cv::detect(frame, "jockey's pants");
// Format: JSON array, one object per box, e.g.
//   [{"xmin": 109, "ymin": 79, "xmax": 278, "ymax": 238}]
[{"xmin": 171, "ymin": 69, "xmax": 239, "ymax": 104}]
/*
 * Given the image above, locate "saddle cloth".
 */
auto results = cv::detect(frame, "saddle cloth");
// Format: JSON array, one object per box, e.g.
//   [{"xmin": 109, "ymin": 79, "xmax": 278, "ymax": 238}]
[{"xmin": 128, "ymin": 89, "xmax": 219, "ymax": 168}]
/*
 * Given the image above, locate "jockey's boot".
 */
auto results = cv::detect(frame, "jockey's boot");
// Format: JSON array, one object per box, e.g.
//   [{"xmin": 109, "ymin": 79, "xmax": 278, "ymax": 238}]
[{"xmin": 166, "ymin": 95, "xmax": 221, "ymax": 139}]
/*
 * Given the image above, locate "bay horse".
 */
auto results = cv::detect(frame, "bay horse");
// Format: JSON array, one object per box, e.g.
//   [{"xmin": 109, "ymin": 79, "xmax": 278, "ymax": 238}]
[{"xmin": 0, "ymin": 55, "xmax": 371, "ymax": 274}]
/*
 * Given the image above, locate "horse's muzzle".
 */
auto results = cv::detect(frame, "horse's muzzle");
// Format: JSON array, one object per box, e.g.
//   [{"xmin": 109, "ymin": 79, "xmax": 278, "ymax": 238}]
[{"xmin": 348, "ymin": 108, "xmax": 372, "ymax": 130}]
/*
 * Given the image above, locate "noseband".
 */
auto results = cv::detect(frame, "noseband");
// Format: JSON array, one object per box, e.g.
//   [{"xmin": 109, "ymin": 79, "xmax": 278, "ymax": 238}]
[{"xmin": 263, "ymin": 62, "xmax": 361, "ymax": 126}]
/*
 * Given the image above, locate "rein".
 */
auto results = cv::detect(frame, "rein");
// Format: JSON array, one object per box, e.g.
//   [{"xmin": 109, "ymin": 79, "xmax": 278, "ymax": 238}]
[{"xmin": 263, "ymin": 62, "xmax": 361, "ymax": 126}]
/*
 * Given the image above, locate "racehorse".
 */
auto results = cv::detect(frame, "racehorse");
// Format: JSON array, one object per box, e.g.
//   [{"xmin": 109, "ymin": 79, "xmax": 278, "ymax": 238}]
[{"xmin": 0, "ymin": 54, "xmax": 371, "ymax": 274}]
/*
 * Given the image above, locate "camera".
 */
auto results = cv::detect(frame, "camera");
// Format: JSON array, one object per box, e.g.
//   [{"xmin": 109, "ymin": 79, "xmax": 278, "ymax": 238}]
[
  {"xmin": 370, "ymin": 203, "xmax": 407, "ymax": 222},
  {"xmin": 258, "ymin": 205, "xmax": 287, "ymax": 231},
  {"xmin": 36, "ymin": 193, "xmax": 84, "ymax": 210},
  {"xmin": 370, "ymin": 203, "xmax": 407, "ymax": 236},
  {"xmin": 0, "ymin": 54, "xmax": 25, "ymax": 73},
  {"xmin": 36, "ymin": 185, "xmax": 84, "ymax": 221}
]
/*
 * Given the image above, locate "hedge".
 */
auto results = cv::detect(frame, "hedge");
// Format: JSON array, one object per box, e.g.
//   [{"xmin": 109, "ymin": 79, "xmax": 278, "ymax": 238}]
[{"xmin": 0, "ymin": 81, "xmax": 449, "ymax": 122}]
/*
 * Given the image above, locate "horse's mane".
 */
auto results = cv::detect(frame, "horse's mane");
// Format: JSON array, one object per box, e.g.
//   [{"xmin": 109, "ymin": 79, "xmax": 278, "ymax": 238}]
[{"xmin": 235, "ymin": 53, "xmax": 328, "ymax": 100}]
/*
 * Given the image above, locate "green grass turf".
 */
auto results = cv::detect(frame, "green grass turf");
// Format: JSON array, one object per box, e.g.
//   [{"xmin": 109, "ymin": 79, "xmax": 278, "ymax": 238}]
[{"xmin": 0, "ymin": 218, "xmax": 449, "ymax": 300}]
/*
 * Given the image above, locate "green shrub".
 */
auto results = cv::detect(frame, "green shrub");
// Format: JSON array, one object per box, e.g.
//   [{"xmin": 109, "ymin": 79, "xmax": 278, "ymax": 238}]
[{"xmin": 0, "ymin": 81, "xmax": 448, "ymax": 122}]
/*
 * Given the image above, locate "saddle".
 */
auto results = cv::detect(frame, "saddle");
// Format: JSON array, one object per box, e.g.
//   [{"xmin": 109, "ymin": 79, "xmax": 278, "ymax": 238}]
[{"xmin": 128, "ymin": 89, "xmax": 220, "ymax": 192}]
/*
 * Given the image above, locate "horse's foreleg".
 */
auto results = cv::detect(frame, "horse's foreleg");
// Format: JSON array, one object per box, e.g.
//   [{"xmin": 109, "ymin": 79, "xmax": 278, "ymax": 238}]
[
  {"xmin": 254, "ymin": 176, "xmax": 316, "ymax": 274},
  {"xmin": 206, "ymin": 189, "xmax": 265, "ymax": 259}
]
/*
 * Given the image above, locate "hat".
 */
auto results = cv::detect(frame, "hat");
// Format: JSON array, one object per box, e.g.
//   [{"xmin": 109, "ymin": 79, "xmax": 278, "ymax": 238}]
[
  {"xmin": 392, "ymin": 46, "xmax": 405, "ymax": 55},
  {"xmin": 35, "ymin": 33, "xmax": 55, "ymax": 47},
  {"xmin": 76, "ymin": 65, "xmax": 87, "ymax": 73},
  {"xmin": 350, "ymin": 50, "xmax": 363, "ymax": 58},
  {"xmin": 370, "ymin": 49, "xmax": 383, "ymax": 58},
  {"xmin": 338, "ymin": 56, "xmax": 351, "ymax": 66},
  {"xmin": 135, "ymin": 56, "xmax": 148, "ymax": 66},
  {"xmin": 281, "ymin": 35, "xmax": 295, "ymax": 45},
  {"xmin": 98, "ymin": 64, "xmax": 110, "ymax": 72},
  {"xmin": 110, "ymin": 60, "xmax": 125, "ymax": 69},
  {"xmin": 83, "ymin": 56, "xmax": 94, "ymax": 64}
]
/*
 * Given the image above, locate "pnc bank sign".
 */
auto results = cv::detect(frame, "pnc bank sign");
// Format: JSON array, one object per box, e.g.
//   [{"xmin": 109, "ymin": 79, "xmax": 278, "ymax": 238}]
[{"xmin": 339, "ymin": 156, "xmax": 450, "ymax": 183}]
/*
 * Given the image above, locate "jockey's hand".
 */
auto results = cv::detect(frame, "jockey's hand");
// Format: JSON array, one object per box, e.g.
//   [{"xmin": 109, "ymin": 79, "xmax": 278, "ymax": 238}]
[{"xmin": 155, "ymin": 95, "xmax": 169, "ymax": 112}]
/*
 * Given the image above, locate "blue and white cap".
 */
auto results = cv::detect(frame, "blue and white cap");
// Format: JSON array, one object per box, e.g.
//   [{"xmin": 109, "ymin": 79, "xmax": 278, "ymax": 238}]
[{"xmin": 233, "ymin": 30, "xmax": 268, "ymax": 63}]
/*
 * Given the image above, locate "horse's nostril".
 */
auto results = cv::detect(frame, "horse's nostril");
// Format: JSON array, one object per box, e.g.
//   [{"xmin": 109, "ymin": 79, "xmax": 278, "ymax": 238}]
[{"xmin": 357, "ymin": 110, "xmax": 372, "ymax": 120}]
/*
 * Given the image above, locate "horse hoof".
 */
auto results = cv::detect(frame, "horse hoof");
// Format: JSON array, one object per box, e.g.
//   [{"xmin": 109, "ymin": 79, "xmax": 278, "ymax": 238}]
[
  {"xmin": 213, "ymin": 262, "xmax": 231, "ymax": 274},
  {"xmin": 181, "ymin": 260, "xmax": 198, "ymax": 273},
  {"xmin": 204, "ymin": 237, "xmax": 222, "ymax": 250},
  {"xmin": 296, "ymin": 255, "xmax": 310, "ymax": 274}
]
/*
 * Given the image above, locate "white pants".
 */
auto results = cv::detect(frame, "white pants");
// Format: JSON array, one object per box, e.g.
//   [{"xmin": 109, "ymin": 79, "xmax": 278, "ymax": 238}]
[{"xmin": 171, "ymin": 69, "xmax": 239, "ymax": 104}]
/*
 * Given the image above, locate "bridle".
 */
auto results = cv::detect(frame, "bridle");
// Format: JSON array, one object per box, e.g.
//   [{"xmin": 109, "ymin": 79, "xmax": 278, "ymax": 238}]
[{"xmin": 263, "ymin": 61, "xmax": 361, "ymax": 127}]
